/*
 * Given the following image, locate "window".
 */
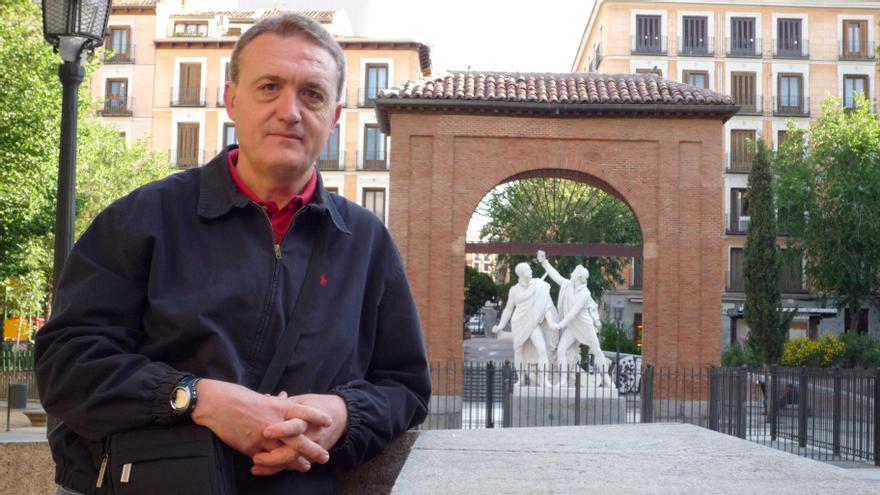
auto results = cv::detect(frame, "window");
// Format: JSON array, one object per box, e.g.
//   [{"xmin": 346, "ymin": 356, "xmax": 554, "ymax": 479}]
[
  {"xmin": 729, "ymin": 129, "xmax": 755, "ymax": 172},
  {"xmin": 843, "ymin": 75, "xmax": 868, "ymax": 109},
  {"xmin": 634, "ymin": 15, "xmax": 663, "ymax": 54},
  {"xmin": 176, "ymin": 123, "xmax": 199, "ymax": 168},
  {"xmin": 681, "ymin": 16, "xmax": 709, "ymax": 55},
  {"xmin": 104, "ymin": 78, "xmax": 129, "ymax": 115},
  {"xmin": 777, "ymin": 130, "xmax": 789, "ymax": 149},
  {"xmin": 363, "ymin": 124, "xmax": 387, "ymax": 170},
  {"xmin": 779, "ymin": 251, "xmax": 803, "ymax": 292},
  {"xmin": 683, "ymin": 70, "xmax": 708, "ymax": 89},
  {"xmin": 729, "ymin": 17, "xmax": 757, "ymax": 56},
  {"xmin": 729, "ymin": 188, "xmax": 749, "ymax": 233},
  {"xmin": 176, "ymin": 63, "xmax": 202, "ymax": 106},
  {"xmin": 777, "ymin": 74, "xmax": 804, "ymax": 115},
  {"xmin": 630, "ymin": 257, "xmax": 643, "ymax": 289},
  {"xmin": 318, "ymin": 126, "xmax": 340, "ymax": 170},
  {"xmin": 776, "ymin": 18, "xmax": 804, "ymax": 57},
  {"xmin": 362, "ymin": 188, "xmax": 386, "ymax": 224},
  {"xmin": 174, "ymin": 22, "xmax": 208, "ymax": 37},
  {"xmin": 731, "ymin": 72, "xmax": 758, "ymax": 114},
  {"xmin": 364, "ymin": 64, "xmax": 388, "ymax": 106},
  {"xmin": 105, "ymin": 27, "xmax": 132, "ymax": 62},
  {"xmin": 728, "ymin": 247, "xmax": 744, "ymax": 291},
  {"xmin": 845, "ymin": 308, "xmax": 870, "ymax": 334},
  {"xmin": 842, "ymin": 20, "xmax": 868, "ymax": 59},
  {"xmin": 222, "ymin": 123, "xmax": 237, "ymax": 148}
]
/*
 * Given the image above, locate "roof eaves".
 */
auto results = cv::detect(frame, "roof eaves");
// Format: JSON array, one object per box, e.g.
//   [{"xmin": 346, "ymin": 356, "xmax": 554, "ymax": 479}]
[{"xmin": 374, "ymin": 98, "xmax": 740, "ymax": 134}]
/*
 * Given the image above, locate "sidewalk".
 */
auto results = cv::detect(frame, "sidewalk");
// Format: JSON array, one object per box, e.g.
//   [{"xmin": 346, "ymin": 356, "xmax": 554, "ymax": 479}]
[{"xmin": 0, "ymin": 400, "xmax": 47, "ymax": 443}]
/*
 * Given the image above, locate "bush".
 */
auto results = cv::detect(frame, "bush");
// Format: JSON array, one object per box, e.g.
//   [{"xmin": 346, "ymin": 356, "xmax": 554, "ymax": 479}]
[
  {"xmin": 721, "ymin": 342, "xmax": 760, "ymax": 367},
  {"xmin": 599, "ymin": 321, "xmax": 641, "ymax": 355},
  {"xmin": 838, "ymin": 333, "xmax": 880, "ymax": 368},
  {"xmin": 782, "ymin": 332, "xmax": 845, "ymax": 367}
]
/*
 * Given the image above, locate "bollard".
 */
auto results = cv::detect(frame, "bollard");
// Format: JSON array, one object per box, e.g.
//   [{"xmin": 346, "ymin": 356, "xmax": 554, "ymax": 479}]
[{"xmin": 6, "ymin": 383, "xmax": 28, "ymax": 432}]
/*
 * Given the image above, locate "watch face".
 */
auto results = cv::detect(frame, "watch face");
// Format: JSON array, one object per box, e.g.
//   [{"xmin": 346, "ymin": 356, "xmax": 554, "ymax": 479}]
[{"xmin": 171, "ymin": 386, "xmax": 191, "ymax": 411}]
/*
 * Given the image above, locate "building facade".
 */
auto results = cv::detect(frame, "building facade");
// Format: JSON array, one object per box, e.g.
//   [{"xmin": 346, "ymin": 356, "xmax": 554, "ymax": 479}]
[
  {"xmin": 91, "ymin": 0, "xmax": 431, "ymax": 225},
  {"xmin": 572, "ymin": 0, "xmax": 880, "ymax": 345}
]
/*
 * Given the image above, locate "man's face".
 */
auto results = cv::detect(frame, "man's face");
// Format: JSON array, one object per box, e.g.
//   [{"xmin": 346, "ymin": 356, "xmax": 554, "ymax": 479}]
[{"xmin": 225, "ymin": 33, "xmax": 342, "ymax": 182}]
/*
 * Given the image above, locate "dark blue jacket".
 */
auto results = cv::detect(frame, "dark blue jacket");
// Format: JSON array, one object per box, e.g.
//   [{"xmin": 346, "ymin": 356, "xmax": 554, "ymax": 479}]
[{"xmin": 35, "ymin": 148, "xmax": 431, "ymax": 494}]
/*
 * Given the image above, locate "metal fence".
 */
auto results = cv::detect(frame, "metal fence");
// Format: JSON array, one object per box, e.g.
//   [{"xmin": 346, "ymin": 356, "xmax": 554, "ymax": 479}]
[
  {"xmin": 0, "ymin": 371, "xmax": 39, "ymax": 401},
  {"xmin": 422, "ymin": 362, "xmax": 879, "ymax": 466},
  {"xmin": 0, "ymin": 349, "xmax": 34, "ymax": 371}
]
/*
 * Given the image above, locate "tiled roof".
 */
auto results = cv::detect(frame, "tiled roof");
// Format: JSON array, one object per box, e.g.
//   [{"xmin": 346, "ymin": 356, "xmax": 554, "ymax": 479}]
[
  {"xmin": 179, "ymin": 9, "xmax": 336, "ymax": 22},
  {"xmin": 375, "ymin": 71, "xmax": 739, "ymax": 133},
  {"xmin": 384, "ymin": 71, "xmax": 734, "ymax": 106},
  {"xmin": 111, "ymin": 0, "xmax": 157, "ymax": 6}
]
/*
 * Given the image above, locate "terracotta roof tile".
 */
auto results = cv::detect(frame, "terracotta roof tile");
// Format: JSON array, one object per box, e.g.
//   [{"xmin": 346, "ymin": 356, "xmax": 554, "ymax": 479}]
[
  {"xmin": 384, "ymin": 71, "xmax": 734, "ymax": 106},
  {"xmin": 177, "ymin": 9, "xmax": 336, "ymax": 22},
  {"xmin": 112, "ymin": 0, "xmax": 157, "ymax": 6}
]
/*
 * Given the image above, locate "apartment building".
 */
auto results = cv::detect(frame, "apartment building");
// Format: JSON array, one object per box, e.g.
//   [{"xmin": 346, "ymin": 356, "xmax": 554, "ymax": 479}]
[
  {"xmin": 91, "ymin": 0, "xmax": 431, "ymax": 225},
  {"xmin": 572, "ymin": 0, "xmax": 879, "ymax": 344}
]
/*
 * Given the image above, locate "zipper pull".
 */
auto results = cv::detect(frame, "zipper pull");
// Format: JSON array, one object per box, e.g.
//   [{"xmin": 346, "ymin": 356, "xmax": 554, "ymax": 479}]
[
  {"xmin": 96, "ymin": 453, "xmax": 109, "ymax": 488},
  {"xmin": 274, "ymin": 244, "xmax": 282, "ymax": 260}
]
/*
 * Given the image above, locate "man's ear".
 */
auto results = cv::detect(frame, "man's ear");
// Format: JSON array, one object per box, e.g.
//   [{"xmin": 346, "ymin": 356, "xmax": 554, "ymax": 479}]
[
  {"xmin": 224, "ymin": 82, "xmax": 236, "ymax": 120},
  {"xmin": 331, "ymin": 101, "xmax": 342, "ymax": 128}
]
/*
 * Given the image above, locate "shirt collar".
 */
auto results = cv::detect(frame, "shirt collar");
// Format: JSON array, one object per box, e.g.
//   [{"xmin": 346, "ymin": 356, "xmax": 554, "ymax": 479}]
[
  {"xmin": 226, "ymin": 148, "xmax": 317, "ymax": 214},
  {"xmin": 198, "ymin": 146, "xmax": 350, "ymax": 234}
]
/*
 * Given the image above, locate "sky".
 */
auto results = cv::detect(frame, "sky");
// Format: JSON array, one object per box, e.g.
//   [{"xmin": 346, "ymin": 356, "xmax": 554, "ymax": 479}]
[{"xmin": 266, "ymin": 0, "xmax": 597, "ymax": 74}]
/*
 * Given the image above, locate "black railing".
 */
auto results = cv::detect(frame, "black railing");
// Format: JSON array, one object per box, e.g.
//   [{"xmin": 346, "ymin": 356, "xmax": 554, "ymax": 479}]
[
  {"xmin": 678, "ymin": 36, "xmax": 714, "ymax": 56},
  {"xmin": 101, "ymin": 96, "xmax": 133, "ymax": 117},
  {"xmin": 726, "ymin": 37, "xmax": 762, "ymax": 58},
  {"xmin": 734, "ymin": 95, "xmax": 763, "ymax": 116},
  {"xmin": 773, "ymin": 38, "xmax": 809, "ymax": 59},
  {"xmin": 317, "ymin": 157, "xmax": 341, "ymax": 171},
  {"xmin": 103, "ymin": 44, "xmax": 134, "ymax": 64},
  {"xmin": 422, "ymin": 361, "xmax": 879, "ymax": 465},
  {"xmin": 171, "ymin": 87, "xmax": 206, "ymax": 107},
  {"xmin": 0, "ymin": 348, "xmax": 34, "ymax": 371},
  {"xmin": 839, "ymin": 40, "xmax": 876, "ymax": 61},
  {"xmin": 726, "ymin": 152, "xmax": 752, "ymax": 173},
  {"xmin": 773, "ymin": 96, "xmax": 810, "ymax": 117},
  {"xmin": 631, "ymin": 35, "xmax": 667, "ymax": 55}
]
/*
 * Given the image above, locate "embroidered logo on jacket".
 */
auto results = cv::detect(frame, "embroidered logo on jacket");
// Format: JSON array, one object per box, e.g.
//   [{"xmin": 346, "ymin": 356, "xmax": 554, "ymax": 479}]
[{"xmin": 320, "ymin": 273, "xmax": 328, "ymax": 287}]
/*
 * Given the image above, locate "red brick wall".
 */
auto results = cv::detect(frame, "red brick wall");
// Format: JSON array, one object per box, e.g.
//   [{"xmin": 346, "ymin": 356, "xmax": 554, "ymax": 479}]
[{"xmin": 387, "ymin": 112, "xmax": 725, "ymax": 369}]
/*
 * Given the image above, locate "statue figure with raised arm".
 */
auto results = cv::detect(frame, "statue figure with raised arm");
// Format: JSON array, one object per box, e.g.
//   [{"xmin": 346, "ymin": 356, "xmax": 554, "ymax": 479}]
[
  {"xmin": 492, "ymin": 262, "xmax": 557, "ymax": 386},
  {"xmin": 537, "ymin": 250, "xmax": 613, "ymax": 388}
]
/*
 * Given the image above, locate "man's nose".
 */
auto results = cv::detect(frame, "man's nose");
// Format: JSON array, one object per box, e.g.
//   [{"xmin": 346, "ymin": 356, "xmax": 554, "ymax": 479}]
[{"xmin": 276, "ymin": 88, "xmax": 302, "ymax": 123}]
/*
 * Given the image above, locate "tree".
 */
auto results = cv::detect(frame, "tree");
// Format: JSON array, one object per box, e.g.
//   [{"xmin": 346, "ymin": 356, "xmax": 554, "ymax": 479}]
[
  {"xmin": 774, "ymin": 96, "xmax": 880, "ymax": 325},
  {"xmin": 464, "ymin": 266, "xmax": 498, "ymax": 322},
  {"xmin": 743, "ymin": 139, "xmax": 793, "ymax": 365},
  {"xmin": 0, "ymin": 0, "xmax": 171, "ymax": 320},
  {"xmin": 478, "ymin": 178, "xmax": 641, "ymax": 302}
]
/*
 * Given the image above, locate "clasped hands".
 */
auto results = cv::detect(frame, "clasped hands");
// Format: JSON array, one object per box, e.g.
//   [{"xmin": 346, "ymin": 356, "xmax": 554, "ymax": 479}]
[{"xmin": 192, "ymin": 379, "xmax": 349, "ymax": 476}]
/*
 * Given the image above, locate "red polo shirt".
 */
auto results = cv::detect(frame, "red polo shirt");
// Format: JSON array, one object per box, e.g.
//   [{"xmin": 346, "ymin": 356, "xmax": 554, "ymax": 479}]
[{"xmin": 227, "ymin": 149, "xmax": 317, "ymax": 244}]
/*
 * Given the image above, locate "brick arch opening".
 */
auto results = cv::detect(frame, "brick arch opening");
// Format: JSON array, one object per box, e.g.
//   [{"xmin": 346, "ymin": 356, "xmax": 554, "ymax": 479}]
[{"xmin": 376, "ymin": 72, "xmax": 738, "ymax": 372}]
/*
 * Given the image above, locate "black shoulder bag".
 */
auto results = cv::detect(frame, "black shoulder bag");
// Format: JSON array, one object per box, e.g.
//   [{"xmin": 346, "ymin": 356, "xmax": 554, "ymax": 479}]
[{"xmin": 97, "ymin": 220, "xmax": 330, "ymax": 495}]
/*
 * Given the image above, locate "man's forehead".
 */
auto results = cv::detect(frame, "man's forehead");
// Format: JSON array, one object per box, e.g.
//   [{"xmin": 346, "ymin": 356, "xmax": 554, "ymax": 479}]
[{"xmin": 238, "ymin": 33, "xmax": 338, "ymax": 76}]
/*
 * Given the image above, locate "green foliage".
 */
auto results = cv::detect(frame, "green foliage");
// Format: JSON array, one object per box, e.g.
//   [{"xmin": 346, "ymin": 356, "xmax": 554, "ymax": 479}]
[
  {"xmin": 598, "ymin": 321, "xmax": 641, "ymax": 355},
  {"xmin": 464, "ymin": 266, "xmax": 498, "ymax": 321},
  {"xmin": 774, "ymin": 96, "xmax": 880, "ymax": 319},
  {"xmin": 782, "ymin": 332, "xmax": 845, "ymax": 367},
  {"xmin": 0, "ymin": 0, "xmax": 172, "ymax": 319},
  {"xmin": 743, "ymin": 139, "xmax": 795, "ymax": 365},
  {"xmin": 479, "ymin": 178, "xmax": 641, "ymax": 302},
  {"xmin": 721, "ymin": 342, "xmax": 761, "ymax": 367},
  {"xmin": 837, "ymin": 332, "xmax": 880, "ymax": 368}
]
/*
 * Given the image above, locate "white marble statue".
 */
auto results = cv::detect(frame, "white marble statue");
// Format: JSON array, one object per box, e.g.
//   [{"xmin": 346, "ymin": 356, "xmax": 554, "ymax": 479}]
[
  {"xmin": 537, "ymin": 250, "xmax": 613, "ymax": 388},
  {"xmin": 492, "ymin": 262, "xmax": 558, "ymax": 386}
]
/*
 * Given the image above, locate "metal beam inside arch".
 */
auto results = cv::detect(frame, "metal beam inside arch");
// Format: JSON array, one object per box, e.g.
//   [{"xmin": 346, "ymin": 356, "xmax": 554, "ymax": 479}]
[{"xmin": 465, "ymin": 243, "xmax": 642, "ymax": 258}]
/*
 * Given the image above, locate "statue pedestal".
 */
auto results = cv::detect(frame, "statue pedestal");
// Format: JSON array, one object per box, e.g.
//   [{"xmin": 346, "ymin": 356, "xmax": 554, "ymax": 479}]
[{"xmin": 506, "ymin": 380, "xmax": 626, "ymax": 427}]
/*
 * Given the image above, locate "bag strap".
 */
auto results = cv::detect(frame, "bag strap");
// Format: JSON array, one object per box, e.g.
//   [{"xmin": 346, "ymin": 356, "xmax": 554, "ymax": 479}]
[{"xmin": 257, "ymin": 215, "xmax": 330, "ymax": 394}]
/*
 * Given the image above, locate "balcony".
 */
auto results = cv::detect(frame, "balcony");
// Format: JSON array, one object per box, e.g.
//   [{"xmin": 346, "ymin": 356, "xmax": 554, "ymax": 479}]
[
  {"xmin": 726, "ymin": 37, "xmax": 762, "ymax": 58},
  {"xmin": 631, "ymin": 35, "xmax": 667, "ymax": 56},
  {"xmin": 317, "ymin": 157, "xmax": 342, "ymax": 171},
  {"xmin": 170, "ymin": 148, "xmax": 205, "ymax": 169},
  {"xmin": 725, "ymin": 214, "xmax": 750, "ymax": 234},
  {"xmin": 360, "ymin": 149, "xmax": 388, "ymax": 171},
  {"xmin": 773, "ymin": 96, "xmax": 810, "ymax": 117},
  {"xmin": 839, "ymin": 40, "xmax": 876, "ymax": 61},
  {"xmin": 171, "ymin": 87, "xmax": 206, "ymax": 107},
  {"xmin": 678, "ymin": 36, "xmax": 714, "ymax": 57},
  {"xmin": 216, "ymin": 88, "xmax": 225, "ymax": 107},
  {"xmin": 843, "ymin": 97, "xmax": 877, "ymax": 113},
  {"xmin": 725, "ymin": 153, "xmax": 752, "ymax": 173},
  {"xmin": 100, "ymin": 96, "xmax": 133, "ymax": 117},
  {"xmin": 733, "ymin": 95, "xmax": 763, "ymax": 116},
  {"xmin": 773, "ymin": 38, "xmax": 809, "ymax": 59},
  {"xmin": 103, "ymin": 44, "xmax": 134, "ymax": 64}
]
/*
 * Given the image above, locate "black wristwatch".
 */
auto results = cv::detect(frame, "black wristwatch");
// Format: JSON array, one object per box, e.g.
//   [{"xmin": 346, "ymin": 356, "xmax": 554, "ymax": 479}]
[{"xmin": 170, "ymin": 375, "xmax": 201, "ymax": 417}]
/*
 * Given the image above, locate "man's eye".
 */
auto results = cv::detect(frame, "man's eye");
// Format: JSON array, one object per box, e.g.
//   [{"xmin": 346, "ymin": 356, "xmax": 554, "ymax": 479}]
[
  {"xmin": 261, "ymin": 83, "xmax": 278, "ymax": 92},
  {"xmin": 304, "ymin": 90, "xmax": 324, "ymax": 102}
]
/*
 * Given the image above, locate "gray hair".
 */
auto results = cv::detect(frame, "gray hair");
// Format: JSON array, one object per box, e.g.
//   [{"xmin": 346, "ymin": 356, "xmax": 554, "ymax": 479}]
[{"xmin": 229, "ymin": 13, "xmax": 346, "ymax": 101}]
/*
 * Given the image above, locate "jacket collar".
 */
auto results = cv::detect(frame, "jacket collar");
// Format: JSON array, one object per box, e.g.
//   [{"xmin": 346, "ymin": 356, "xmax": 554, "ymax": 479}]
[{"xmin": 198, "ymin": 146, "xmax": 350, "ymax": 235}]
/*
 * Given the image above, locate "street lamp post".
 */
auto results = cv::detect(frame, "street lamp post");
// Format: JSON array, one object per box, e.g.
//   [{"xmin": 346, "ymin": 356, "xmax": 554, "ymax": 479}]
[
  {"xmin": 41, "ymin": 0, "xmax": 112, "ymax": 434},
  {"xmin": 613, "ymin": 299, "xmax": 625, "ymax": 389},
  {"xmin": 41, "ymin": 0, "xmax": 112, "ymax": 290}
]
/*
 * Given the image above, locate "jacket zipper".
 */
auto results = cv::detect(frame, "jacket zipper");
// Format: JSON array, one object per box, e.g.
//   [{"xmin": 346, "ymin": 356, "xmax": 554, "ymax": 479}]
[{"xmin": 96, "ymin": 453, "xmax": 108, "ymax": 488}]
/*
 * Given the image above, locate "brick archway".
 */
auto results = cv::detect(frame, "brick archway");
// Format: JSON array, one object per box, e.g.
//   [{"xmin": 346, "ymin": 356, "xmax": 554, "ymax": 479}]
[{"xmin": 376, "ymin": 71, "xmax": 738, "ymax": 369}]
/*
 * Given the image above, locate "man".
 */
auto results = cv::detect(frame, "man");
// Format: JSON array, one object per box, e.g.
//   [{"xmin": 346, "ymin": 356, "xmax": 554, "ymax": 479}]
[
  {"xmin": 35, "ymin": 13, "xmax": 431, "ymax": 494},
  {"xmin": 492, "ymin": 262, "xmax": 556, "ymax": 386},
  {"xmin": 537, "ymin": 251, "xmax": 611, "ymax": 387}
]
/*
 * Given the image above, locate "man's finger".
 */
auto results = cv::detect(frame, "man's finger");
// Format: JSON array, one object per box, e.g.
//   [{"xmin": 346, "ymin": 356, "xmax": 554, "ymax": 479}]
[
  {"xmin": 280, "ymin": 401, "xmax": 333, "ymax": 427},
  {"xmin": 263, "ymin": 417, "xmax": 308, "ymax": 439},
  {"xmin": 253, "ymin": 436, "xmax": 329, "ymax": 466}
]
